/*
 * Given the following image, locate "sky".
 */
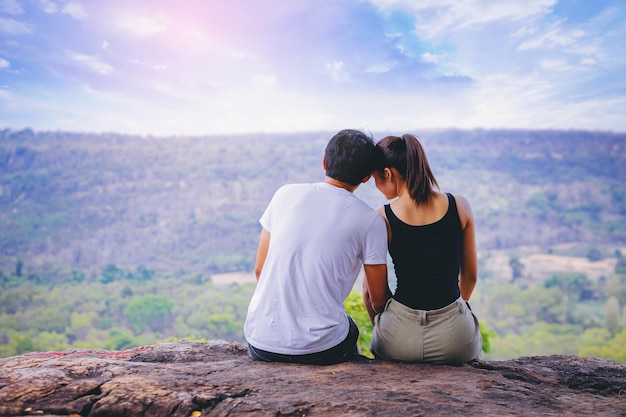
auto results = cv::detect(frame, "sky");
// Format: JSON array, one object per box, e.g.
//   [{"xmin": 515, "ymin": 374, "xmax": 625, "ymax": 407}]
[{"xmin": 0, "ymin": 0, "xmax": 625, "ymax": 136}]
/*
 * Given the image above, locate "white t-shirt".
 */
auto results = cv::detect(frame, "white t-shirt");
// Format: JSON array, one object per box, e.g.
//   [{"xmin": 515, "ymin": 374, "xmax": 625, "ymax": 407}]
[{"xmin": 244, "ymin": 182, "xmax": 388, "ymax": 355}]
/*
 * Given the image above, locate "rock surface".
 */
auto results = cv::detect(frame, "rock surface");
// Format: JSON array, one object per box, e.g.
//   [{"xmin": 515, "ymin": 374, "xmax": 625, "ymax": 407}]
[{"xmin": 0, "ymin": 340, "xmax": 625, "ymax": 417}]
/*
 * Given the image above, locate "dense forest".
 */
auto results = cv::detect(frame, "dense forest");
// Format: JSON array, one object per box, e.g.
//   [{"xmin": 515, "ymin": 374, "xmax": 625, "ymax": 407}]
[{"xmin": 1, "ymin": 128, "xmax": 625, "ymax": 361}]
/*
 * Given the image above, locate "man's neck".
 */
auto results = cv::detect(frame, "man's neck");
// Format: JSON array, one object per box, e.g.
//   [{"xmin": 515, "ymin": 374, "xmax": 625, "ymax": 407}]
[{"xmin": 324, "ymin": 176, "xmax": 358, "ymax": 193}]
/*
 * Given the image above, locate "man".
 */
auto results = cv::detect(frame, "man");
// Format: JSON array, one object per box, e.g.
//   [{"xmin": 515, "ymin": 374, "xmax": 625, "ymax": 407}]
[{"xmin": 244, "ymin": 129, "xmax": 390, "ymax": 365}]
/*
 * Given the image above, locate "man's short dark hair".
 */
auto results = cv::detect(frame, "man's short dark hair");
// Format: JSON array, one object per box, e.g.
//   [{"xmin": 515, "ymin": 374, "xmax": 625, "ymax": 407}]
[{"xmin": 325, "ymin": 129, "xmax": 377, "ymax": 186}]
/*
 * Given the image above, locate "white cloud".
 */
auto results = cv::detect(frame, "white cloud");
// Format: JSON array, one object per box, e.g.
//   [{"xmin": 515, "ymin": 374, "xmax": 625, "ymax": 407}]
[
  {"xmin": 580, "ymin": 58, "xmax": 596, "ymax": 66},
  {"xmin": 421, "ymin": 52, "xmax": 441, "ymax": 64},
  {"xmin": 101, "ymin": 40, "xmax": 110, "ymax": 51},
  {"xmin": 62, "ymin": 2, "xmax": 87, "ymax": 19},
  {"xmin": 460, "ymin": 0, "xmax": 556, "ymax": 25},
  {"xmin": 517, "ymin": 20, "xmax": 585, "ymax": 51},
  {"xmin": 539, "ymin": 57, "xmax": 595, "ymax": 73},
  {"xmin": 0, "ymin": 0, "xmax": 23, "ymax": 15},
  {"xmin": 39, "ymin": 0, "xmax": 58, "ymax": 14},
  {"xmin": 370, "ymin": 0, "xmax": 557, "ymax": 40},
  {"xmin": 132, "ymin": 58, "xmax": 168, "ymax": 71},
  {"xmin": 0, "ymin": 17, "xmax": 33, "ymax": 34},
  {"xmin": 513, "ymin": 16, "xmax": 607, "ymax": 75},
  {"xmin": 365, "ymin": 62, "xmax": 396, "ymax": 74},
  {"xmin": 326, "ymin": 61, "xmax": 349, "ymax": 82},
  {"xmin": 459, "ymin": 70, "xmax": 620, "ymax": 130},
  {"xmin": 540, "ymin": 59, "xmax": 570, "ymax": 71},
  {"xmin": 0, "ymin": 57, "xmax": 9, "ymax": 69},
  {"xmin": 0, "ymin": 88, "xmax": 12, "ymax": 100},
  {"xmin": 67, "ymin": 52, "xmax": 113, "ymax": 75},
  {"xmin": 116, "ymin": 14, "xmax": 168, "ymax": 37},
  {"xmin": 253, "ymin": 74, "xmax": 277, "ymax": 86}
]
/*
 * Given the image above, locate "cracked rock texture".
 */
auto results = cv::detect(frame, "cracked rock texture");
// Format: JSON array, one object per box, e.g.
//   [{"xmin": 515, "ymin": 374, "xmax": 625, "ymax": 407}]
[{"xmin": 0, "ymin": 340, "xmax": 625, "ymax": 416}]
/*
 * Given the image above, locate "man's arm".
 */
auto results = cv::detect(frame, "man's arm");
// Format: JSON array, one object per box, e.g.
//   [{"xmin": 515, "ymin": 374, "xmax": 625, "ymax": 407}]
[
  {"xmin": 363, "ymin": 264, "xmax": 391, "ymax": 324},
  {"xmin": 254, "ymin": 229, "xmax": 271, "ymax": 281}
]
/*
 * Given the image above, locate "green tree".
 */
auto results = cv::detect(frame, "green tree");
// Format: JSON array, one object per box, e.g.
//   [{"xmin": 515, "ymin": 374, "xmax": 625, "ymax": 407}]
[
  {"xmin": 578, "ymin": 329, "xmax": 626, "ymax": 364},
  {"xmin": 70, "ymin": 269, "xmax": 85, "ymax": 283},
  {"xmin": 544, "ymin": 273, "xmax": 590, "ymax": 324},
  {"xmin": 605, "ymin": 296, "xmax": 621, "ymax": 335},
  {"xmin": 206, "ymin": 313, "xmax": 239, "ymax": 338},
  {"xmin": 344, "ymin": 292, "xmax": 373, "ymax": 357},
  {"xmin": 489, "ymin": 323, "xmax": 581, "ymax": 359},
  {"xmin": 15, "ymin": 258, "xmax": 23, "ymax": 277},
  {"xmin": 479, "ymin": 321, "xmax": 497, "ymax": 354},
  {"xmin": 133, "ymin": 265, "xmax": 155, "ymax": 281},
  {"xmin": 125, "ymin": 294, "xmax": 174, "ymax": 333},
  {"xmin": 14, "ymin": 333, "xmax": 36, "ymax": 355},
  {"xmin": 0, "ymin": 286, "xmax": 34, "ymax": 314},
  {"xmin": 121, "ymin": 285, "xmax": 134, "ymax": 298},
  {"xmin": 36, "ymin": 331, "xmax": 69, "ymax": 352},
  {"xmin": 616, "ymin": 254, "xmax": 626, "ymax": 274},
  {"xmin": 587, "ymin": 248, "xmax": 602, "ymax": 262},
  {"xmin": 509, "ymin": 257, "xmax": 524, "ymax": 283},
  {"xmin": 576, "ymin": 327, "xmax": 612, "ymax": 355},
  {"xmin": 100, "ymin": 263, "xmax": 125, "ymax": 284},
  {"xmin": 105, "ymin": 328, "xmax": 139, "ymax": 350},
  {"xmin": 606, "ymin": 274, "xmax": 626, "ymax": 307},
  {"xmin": 519, "ymin": 286, "xmax": 561, "ymax": 324},
  {"xmin": 30, "ymin": 307, "xmax": 71, "ymax": 334},
  {"xmin": 483, "ymin": 284, "xmax": 522, "ymax": 332}
]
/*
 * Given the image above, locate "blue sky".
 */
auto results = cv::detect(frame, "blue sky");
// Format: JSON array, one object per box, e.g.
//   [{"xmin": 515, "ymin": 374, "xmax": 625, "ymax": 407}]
[{"xmin": 0, "ymin": 0, "xmax": 625, "ymax": 135}]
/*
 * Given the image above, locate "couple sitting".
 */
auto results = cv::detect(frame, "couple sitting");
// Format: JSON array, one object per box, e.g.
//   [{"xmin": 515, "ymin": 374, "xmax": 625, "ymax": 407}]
[{"xmin": 244, "ymin": 129, "xmax": 482, "ymax": 365}]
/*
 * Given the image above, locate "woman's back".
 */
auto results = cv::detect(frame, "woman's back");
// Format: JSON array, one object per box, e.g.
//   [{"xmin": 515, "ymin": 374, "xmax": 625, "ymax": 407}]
[
  {"xmin": 387, "ymin": 190, "xmax": 449, "ymax": 226},
  {"xmin": 385, "ymin": 192, "xmax": 462, "ymax": 310}
]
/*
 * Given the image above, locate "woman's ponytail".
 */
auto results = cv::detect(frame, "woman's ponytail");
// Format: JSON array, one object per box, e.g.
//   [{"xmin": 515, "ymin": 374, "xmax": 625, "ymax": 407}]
[
  {"xmin": 376, "ymin": 134, "xmax": 438, "ymax": 205},
  {"xmin": 400, "ymin": 134, "xmax": 439, "ymax": 205}
]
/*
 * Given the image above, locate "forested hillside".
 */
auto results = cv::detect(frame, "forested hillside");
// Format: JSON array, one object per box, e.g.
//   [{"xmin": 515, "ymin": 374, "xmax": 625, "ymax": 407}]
[
  {"xmin": 1, "ymin": 128, "xmax": 625, "ymax": 360},
  {"xmin": 2, "ymin": 128, "xmax": 625, "ymax": 275}
]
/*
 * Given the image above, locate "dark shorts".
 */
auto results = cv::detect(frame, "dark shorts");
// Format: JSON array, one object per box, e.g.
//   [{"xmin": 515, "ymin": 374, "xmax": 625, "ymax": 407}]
[{"xmin": 247, "ymin": 316, "xmax": 360, "ymax": 366}]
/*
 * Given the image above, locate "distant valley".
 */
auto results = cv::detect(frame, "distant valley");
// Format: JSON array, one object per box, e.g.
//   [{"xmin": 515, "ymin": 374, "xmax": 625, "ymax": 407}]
[
  {"xmin": 1, "ymin": 127, "xmax": 625, "ymax": 361},
  {"xmin": 1, "ymin": 127, "xmax": 624, "ymax": 278}
]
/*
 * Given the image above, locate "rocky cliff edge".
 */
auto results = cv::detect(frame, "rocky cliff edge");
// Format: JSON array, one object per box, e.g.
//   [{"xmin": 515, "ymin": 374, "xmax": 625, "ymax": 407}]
[{"xmin": 0, "ymin": 340, "xmax": 625, "ymax": 417}]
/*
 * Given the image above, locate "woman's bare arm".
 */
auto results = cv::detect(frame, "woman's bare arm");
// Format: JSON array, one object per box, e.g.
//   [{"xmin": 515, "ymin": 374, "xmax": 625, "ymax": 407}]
[{"xmin": 455, "ymin": 195, "xmax": 478, "ymax": 301}]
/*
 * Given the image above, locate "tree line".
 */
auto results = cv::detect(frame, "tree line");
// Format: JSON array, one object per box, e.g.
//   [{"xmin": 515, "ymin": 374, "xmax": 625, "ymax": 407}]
[{"xmin": 1, "ymin": 255, "xmax": 625, "ymax": 362}]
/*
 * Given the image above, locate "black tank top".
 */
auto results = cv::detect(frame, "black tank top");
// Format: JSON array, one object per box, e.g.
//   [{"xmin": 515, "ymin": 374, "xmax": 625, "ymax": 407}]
[{"xmin": 385, "ymin": 193, "xmax": 462, "ymax": 310}]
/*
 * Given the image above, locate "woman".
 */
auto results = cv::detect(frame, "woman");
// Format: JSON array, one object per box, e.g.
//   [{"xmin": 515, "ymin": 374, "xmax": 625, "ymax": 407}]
[{"xmin": 363, "ymin": 134, "xmax": 482, "ymax": 364}]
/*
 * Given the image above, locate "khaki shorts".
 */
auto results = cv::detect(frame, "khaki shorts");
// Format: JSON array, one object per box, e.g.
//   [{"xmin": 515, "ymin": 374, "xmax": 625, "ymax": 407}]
[{"xmin": 371, "ymin": 297, "xmax": 482, "ymax": 364}]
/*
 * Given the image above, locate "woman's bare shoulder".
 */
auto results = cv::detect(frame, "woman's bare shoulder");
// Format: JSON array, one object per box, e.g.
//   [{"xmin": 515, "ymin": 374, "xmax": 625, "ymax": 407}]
[
  {"xmin": 450, "ymin": 193, "xmax": 470, "ymax": 207},
  {"xmin": 450, "ymin": 193, "xmax": 474, "ymax": 224}
]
